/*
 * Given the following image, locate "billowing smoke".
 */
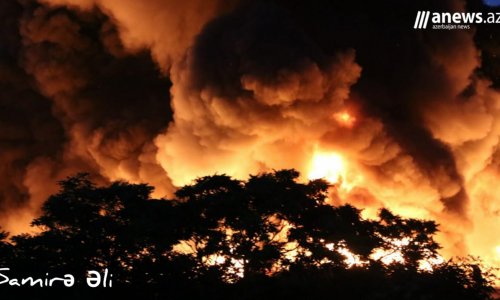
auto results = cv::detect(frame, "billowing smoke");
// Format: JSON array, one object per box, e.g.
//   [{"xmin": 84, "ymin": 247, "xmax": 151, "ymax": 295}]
[
  {"xmin": 19, "ymin": 1, "xmax": 175, "ymax": 193},
  {"xmin": 0, "ymin": 0, "xmax": 498, "ymax": 270},
  {"xmin": 38, "ymin": 0, "xmax": 234, "ymax": 70},
  {"xmin": 0, "ymin": 0, "xmax": 176, "ymax": 232},
  {"xmin": 0, "ymin": 0, "xmax": 65, "ymax": 231},
  {"xmin": 156, "ymin": 3, "xmax": 361, "ymax": 186}
]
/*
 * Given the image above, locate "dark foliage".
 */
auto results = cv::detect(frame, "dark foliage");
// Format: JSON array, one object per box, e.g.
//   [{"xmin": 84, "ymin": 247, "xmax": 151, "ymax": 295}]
[{"xmin": 0, "ymin": 170, "xmax": 496, "ymax": 299}]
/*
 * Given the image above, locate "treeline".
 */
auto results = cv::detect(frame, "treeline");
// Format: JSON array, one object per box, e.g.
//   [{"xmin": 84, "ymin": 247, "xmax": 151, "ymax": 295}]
[{"xmin": 0, "ymin": 170, "xmax": 496, "ymax": 299}]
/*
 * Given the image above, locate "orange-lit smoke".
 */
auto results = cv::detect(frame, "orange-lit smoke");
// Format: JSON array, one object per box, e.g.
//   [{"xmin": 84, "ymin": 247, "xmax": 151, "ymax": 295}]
[
  {"xmin": 3, "ymin": 0, "xmax": 499, "ymax": 275},
  {"xmin": 4, "ymin": 0, "xmax": 233, "ymax": 233}
]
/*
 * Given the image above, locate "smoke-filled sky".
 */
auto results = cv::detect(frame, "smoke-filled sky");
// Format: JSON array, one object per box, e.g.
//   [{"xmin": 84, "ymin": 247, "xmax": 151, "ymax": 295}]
[{"xmin": 1, "ymin": 0, "xmax": 499, "ymax": 269}]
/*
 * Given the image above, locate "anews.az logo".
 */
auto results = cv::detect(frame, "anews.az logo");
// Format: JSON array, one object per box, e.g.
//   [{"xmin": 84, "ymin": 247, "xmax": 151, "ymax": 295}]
[{"xmin": 414, "ymin": 11, "xmax": 500, "ymax": 29}]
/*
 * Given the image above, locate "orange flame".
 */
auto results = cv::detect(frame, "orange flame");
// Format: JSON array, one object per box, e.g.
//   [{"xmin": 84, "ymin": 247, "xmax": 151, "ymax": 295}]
[
  {"xmin": 307, "ymin": 151, "xmax": 346, "ymax": 184},
  {"xmin": 334, "ymin": 111, "xmax": 356, "ymax": 128}
]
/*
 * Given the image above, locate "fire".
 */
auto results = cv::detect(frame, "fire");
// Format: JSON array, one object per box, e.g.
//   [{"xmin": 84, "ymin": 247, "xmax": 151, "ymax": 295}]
[
  {"xmin": 334, "ymin": 111, "xmax": 356, "ymax": 127},
  {"xmin": 307, "ymin": 151, "xmax": 346, "ymax": 184}
]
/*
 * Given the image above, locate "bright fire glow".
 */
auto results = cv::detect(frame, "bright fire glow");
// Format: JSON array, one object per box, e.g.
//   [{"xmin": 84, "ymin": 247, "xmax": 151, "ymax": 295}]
[
  {"xmin": 334, "ymin": 111, "xmax": 356, "ymax": 127},
  {"xmin": 326, "ymin": 243, "xmax": 366, "ymax": 267},
  {"xmin": 307, "ymin": 151, "xmax": 346, "ymax": 184},
  {"xmin": 204, "ymin": 254, "xmax": 245, "ymax": 280}
]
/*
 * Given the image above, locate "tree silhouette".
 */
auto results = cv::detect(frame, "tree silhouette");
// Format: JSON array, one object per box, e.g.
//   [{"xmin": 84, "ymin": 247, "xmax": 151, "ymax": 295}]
[
  {"xmin": 0, "ymin": 170, "xmax": 496, "ymax": 299},
  {"xmin": 0, "ymin": 229, "xmax": 12, "ymax": 266}
]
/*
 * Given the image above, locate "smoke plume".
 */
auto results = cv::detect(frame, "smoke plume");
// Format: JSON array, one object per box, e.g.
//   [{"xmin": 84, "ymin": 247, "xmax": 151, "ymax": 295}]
[{"xmin": 0, "ymin": 0, "xmax": 498, "ymax": 270}]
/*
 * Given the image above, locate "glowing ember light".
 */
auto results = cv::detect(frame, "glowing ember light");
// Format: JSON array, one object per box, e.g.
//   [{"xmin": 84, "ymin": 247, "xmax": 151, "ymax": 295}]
[
  {"xmin": 308, "ymin": 151, "xmax": 346, "ymax": 184},
  {"xmin": 204, "ymin": 254, "xmax": 245, "ymax": 280},
  {"xmin": 418, "ymin": 256, "xmax": 445, "ymax": 272},
  {"xmin": 371, "ymin": 248, "xmax": 405, "ymax": 265},
  {"xmin": 334, "ymin": 111, "xmax": 356, "ymax": 127},
  {"xmin": 370, "ymin": 237, "xmax": 409, "ymax": 265},
  {"xmin": 336, "ymin": 246, "xmax": 365, "ymax": 267}
]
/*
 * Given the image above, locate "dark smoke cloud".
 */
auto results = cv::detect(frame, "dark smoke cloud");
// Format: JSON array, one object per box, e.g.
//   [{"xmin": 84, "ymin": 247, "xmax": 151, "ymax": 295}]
[
  {"xmin": 260, "ymin": 0, "xmax": 500, "ymax": 257},
  {"xmin": 20, "ymin": 0, "xmax": 175, "ymax": 198},
  {"xmin": 190, "ymin": 3, "xmax": 328, "ymax": 99},
  {"xmin": 164, "ymin": 0, "xmax": 474, "ymax": 213},
  {"xmin": 0, "ymin": 0, "xmax": 174, "ymax": 232},
  {"xmin": 155, "ymin": 1, "xmax": 360, "ymax": 185},
  {"xmin": 267, "ymin": 0, "xmax": 477, "ymax": 215},
  {"xmin": 0, "ymin": 0, "xmax": 64, "ymax": 220}
]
